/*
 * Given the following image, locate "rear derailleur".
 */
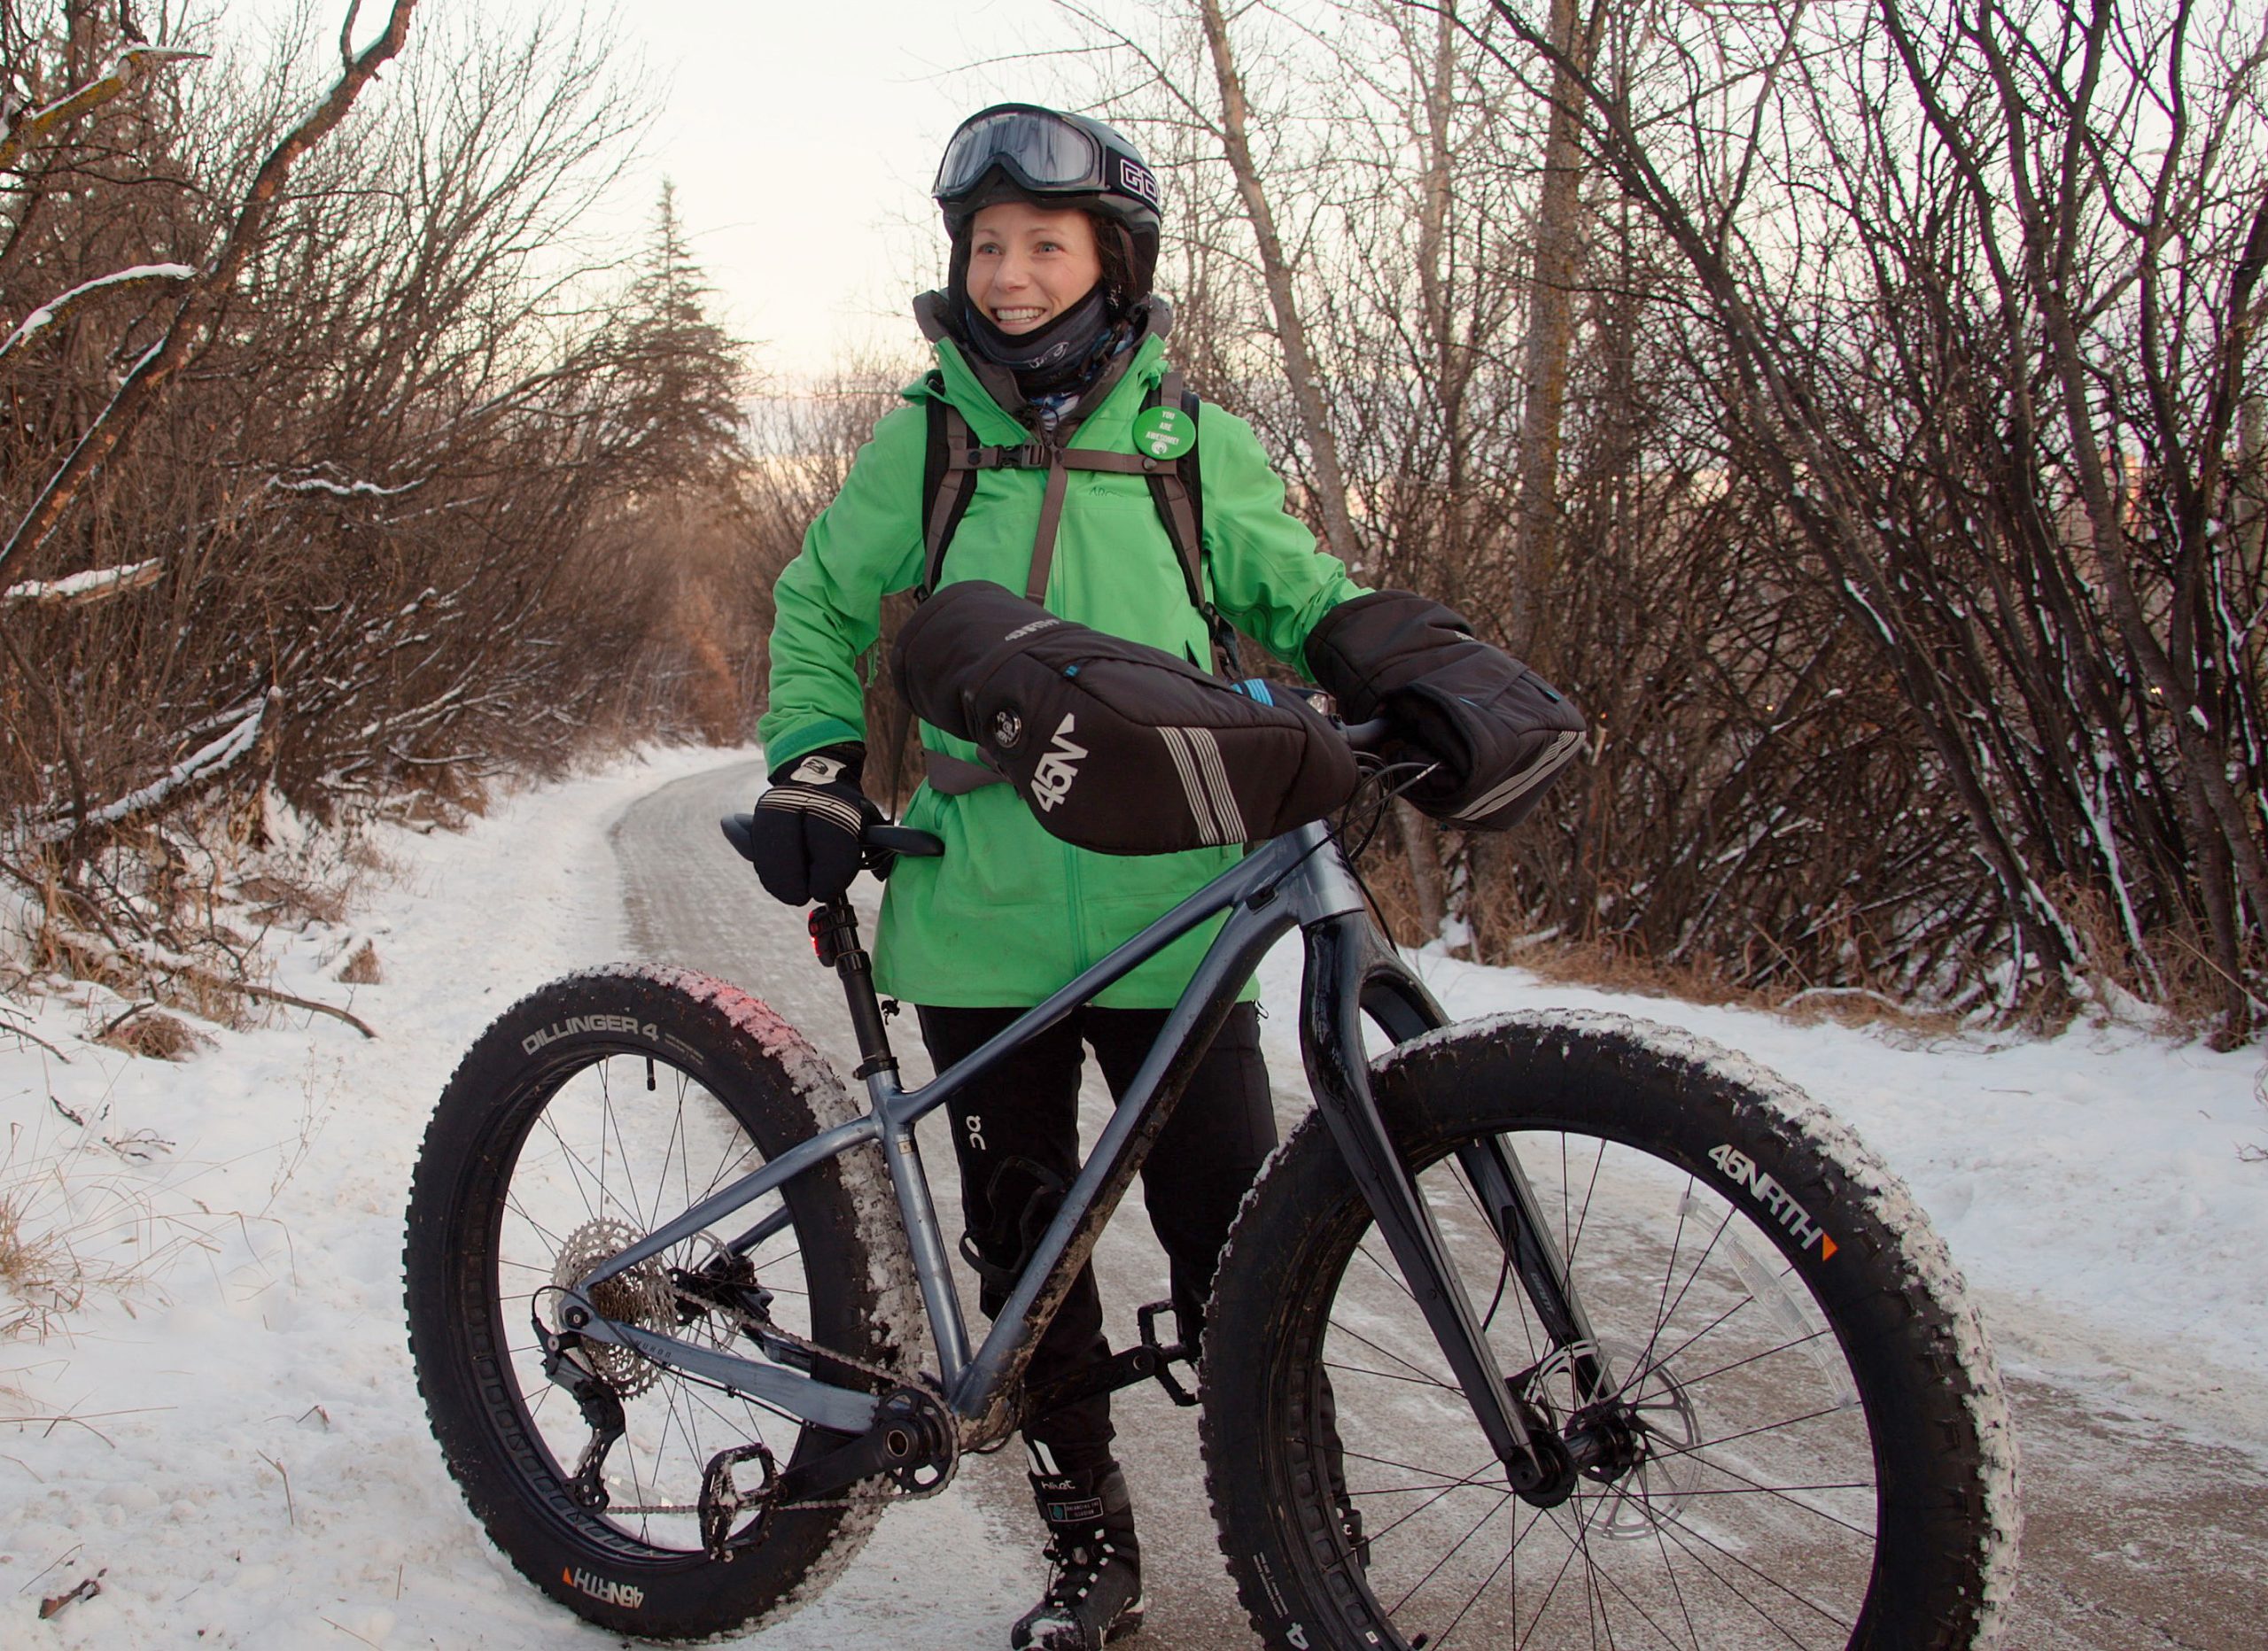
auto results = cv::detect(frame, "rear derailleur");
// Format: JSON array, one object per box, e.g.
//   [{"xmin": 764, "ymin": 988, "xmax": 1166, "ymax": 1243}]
[{"xmin": 535, "ymin": 1310, "xmax": 625, "ymax": 1512}]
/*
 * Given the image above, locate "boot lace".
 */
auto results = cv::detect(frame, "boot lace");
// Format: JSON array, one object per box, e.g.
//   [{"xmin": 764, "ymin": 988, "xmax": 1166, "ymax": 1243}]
[{"xmin": 1040, "ymin": 1529, "xmax": 1122, "ymax": 1608}]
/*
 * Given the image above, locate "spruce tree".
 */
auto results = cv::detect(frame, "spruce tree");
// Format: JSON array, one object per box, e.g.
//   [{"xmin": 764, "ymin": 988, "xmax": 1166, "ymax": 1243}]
[{"xmin": 613, "ymin": 181, "xmax": 746, "ymax": 492}]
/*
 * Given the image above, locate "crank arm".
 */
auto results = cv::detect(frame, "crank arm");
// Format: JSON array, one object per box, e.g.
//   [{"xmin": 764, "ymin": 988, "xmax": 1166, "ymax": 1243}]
[{"xmin": 769, "ymin": 1387, "xmax": 957, "ymax": 1506}]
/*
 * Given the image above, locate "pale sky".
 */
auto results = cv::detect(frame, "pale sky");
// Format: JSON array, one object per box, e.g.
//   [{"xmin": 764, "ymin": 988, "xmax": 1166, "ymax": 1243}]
[
  {"xmin": 598, "ymin": 0, "xmax": 1089, "ymax": 378},
  {"xmin": 221, "ymin": 0, "xmax": 1105, "ymax": 379}
]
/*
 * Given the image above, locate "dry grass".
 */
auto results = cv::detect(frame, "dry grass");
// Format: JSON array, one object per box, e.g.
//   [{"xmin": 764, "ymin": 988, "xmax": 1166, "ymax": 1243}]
[
  {"xmin": 336, "ymin": 940, "xmax": 382, "ymax": 985},
  {"xmin": 0, "ymin": 1180, "xmax": 83, "ymax": 1340},
  {"xmin": 401, "ymin": 764, "xmax": 491, "ymax": 828},
  {"xmin": 1493, "ymin": 929, "xmax": 1969, "ymax": 1038},
  {"xmin": 26, "ymin": 923, "xmax": 259, "ymax": 1035},
  {"xmin": 234, "ymin": 872, "xmax": 347, "ymax": 926},
  {"xmin": 93, "ymin": 1006, "xmax": 211, "ymax": 1062},
  {"xmin": 1, "ymin": 1134, "xmax": 92, "ymax": 1341},
  {"xmin": 1351, "ymin": 833, "xmax": 1969, "ymax": 1038},
  {"xmin": 0, "ymin": 1118, "xmax": 276, "ymax": 1348}
]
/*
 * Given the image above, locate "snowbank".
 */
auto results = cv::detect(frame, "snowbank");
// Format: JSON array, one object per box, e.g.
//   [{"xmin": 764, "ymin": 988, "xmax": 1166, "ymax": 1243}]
[{"xmin": 2, "ymin": 743, "xmax": 2261, "ymax": 1645}]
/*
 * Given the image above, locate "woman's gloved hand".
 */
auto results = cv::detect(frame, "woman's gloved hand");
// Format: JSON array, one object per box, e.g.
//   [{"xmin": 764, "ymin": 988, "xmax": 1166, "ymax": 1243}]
[
  {"xmin": 746, "ymin": 744, "xmax": 882, "ymax": 905},
  {"xmin": 1305, "ymin": 592, "xmax": 1585, "ymax": 831}
]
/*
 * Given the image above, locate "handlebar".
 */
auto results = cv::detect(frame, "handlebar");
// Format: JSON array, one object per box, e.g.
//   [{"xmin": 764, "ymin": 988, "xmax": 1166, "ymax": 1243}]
[
  {"xmin": 719, "ymin": 810, "xmax": 945, "ymax": 865},
  {"xmin": 868, "ymin": 822, "xmax": 944, "ymax": 857},
  {"xmin": 722, "ymin": 716, "xmax": 1391, "ymax": 872},
  {"xmin": 1341, "ymin": 717, "xmax": 1393, "ymax": 753}
]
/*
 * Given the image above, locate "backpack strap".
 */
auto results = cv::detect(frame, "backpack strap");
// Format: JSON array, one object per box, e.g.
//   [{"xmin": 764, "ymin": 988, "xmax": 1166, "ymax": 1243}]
[
  {"xmin": 919, "ymin": 380, "xmax": 988, "ymax": 601},
  {"xmin": 1141, "ymin": 370, "xmax": 1240, "ymax": 676},
  {"xmin": 915, "ymin": 368, "xmax": 1241, "ymax": 675}
]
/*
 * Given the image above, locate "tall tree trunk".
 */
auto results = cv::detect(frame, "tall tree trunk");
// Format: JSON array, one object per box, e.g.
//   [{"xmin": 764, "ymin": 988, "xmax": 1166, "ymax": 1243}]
[
  {"xmin": 1195, "ymin": 0, "xmax": 1357, "ymax": 567},
  {"xmin": 1408, "ymin": 0, "xmax": 1475, "ymax": 952},
  {"xmin": 1511, "ymin": 0, "xmax": 1595, "ymax": 665},
  {"xmin": 1198, "ymin": 0, "xmax": 1456, "ymax": 942}
]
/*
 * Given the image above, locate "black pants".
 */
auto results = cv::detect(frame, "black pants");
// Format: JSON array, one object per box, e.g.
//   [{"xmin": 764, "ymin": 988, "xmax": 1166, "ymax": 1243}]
[{"xmin": 916, "ymin": 1001, "xmax": 1276, "ymax": 1475}]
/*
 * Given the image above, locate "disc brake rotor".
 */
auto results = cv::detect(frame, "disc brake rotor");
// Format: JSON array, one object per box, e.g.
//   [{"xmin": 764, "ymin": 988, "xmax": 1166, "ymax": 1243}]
[
  {"xmin": 552, "ymin": 1217, "xmax": 676, "ymax": 1399},
  {"xmin": 1525, "ymin": 1336, "xmax": 1700, "ymax": 1539}
]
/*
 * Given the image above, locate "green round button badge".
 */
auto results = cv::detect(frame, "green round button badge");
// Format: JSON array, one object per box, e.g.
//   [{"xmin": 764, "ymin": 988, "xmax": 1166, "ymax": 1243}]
[{"xmin": 1131, "ymin": 405, "xmax": 1195, "ymax": 461}]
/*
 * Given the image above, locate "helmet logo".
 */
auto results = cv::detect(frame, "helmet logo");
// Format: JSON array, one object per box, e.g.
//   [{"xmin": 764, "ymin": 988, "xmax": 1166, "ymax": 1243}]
[{"xmin": 1115, "ymin": 157, "xmax": 1161, "ymax": 211}]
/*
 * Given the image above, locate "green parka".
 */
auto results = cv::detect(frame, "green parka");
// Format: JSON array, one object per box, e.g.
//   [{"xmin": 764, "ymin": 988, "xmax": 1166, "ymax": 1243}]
[{"xmin": 759, "ymin": 324, "xmax": 1365, "ymax": 1007}]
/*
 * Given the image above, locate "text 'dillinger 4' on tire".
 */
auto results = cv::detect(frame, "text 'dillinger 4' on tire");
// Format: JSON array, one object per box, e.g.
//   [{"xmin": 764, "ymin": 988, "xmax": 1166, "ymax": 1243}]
[
  {"xmin": 403, "ymin": 965, "xmax": 920, "ymax": 1641},
  {"xmin": 1202, "ymin": 1011, "xmax": 2016, "ymax": 1650}
]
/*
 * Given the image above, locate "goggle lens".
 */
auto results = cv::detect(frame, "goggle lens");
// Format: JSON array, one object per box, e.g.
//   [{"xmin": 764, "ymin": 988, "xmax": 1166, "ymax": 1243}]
[{"xmin": 935, "ymin": 109, "xmax": 1104, "ymax": 198}]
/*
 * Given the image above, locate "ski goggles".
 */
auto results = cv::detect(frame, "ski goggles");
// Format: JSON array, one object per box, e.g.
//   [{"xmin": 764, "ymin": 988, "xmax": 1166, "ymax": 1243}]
[{"xmin": 933, "ymin": 105, "xmax": 1161, "ymax": 215}]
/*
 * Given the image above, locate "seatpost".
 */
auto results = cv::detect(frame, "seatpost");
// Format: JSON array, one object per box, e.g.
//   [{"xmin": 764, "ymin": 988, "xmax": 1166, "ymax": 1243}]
[{"xmin": 808, "ymin": 898, "xmax": 897, "ymax": 1080}]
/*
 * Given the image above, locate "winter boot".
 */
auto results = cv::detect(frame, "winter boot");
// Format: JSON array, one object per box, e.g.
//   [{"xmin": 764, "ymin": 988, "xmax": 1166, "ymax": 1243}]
[{"xmin": 1011, "ymin": 1463, "xmax": 1144, "ymax": 1649}]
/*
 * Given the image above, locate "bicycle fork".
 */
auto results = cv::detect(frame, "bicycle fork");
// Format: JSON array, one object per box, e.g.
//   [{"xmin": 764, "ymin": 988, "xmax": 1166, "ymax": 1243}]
[{"xmin": 1300, "ymin": 912, "xmax": 1592, "ymax": 1504}]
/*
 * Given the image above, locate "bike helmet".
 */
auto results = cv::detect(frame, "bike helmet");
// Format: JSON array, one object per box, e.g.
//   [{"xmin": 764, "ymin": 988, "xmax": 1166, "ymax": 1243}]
[{"xmin": 933, "ymin": 102, "xmax": 1162, "ymax": 300}]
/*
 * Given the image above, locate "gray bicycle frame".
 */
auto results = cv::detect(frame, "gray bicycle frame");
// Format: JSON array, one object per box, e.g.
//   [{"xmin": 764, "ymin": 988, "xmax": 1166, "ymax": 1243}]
[{"xmin": 567, "ymin": 818, "xmax": 1587, "ymax": 1476}]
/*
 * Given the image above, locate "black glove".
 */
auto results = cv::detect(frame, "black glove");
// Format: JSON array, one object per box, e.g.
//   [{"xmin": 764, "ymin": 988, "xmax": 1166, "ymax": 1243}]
[
  {"xmin": 746, "ymin": 744, "xmax": 882, "ymax": 906},
  {"xmin": 1306, "ymin": 591, "xmax": 1585, "ymax": 831}
]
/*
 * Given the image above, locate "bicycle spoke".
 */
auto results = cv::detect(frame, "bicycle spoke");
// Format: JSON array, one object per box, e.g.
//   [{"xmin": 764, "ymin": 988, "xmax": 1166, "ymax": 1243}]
[
  {"xmin": 1640, "ymin": 1506, "xmax": 1852, "ymax": 1642},
  {"xmin": 1326, "ymin": 1306, "xmax": 1453, "ymax": 1390},
  {"xmin": 1386, "ymin": 1484, "xmax": 1514, "ymax": 1618},
  {"xmin": 1648, "ymin": 1516, "xmax": 1703, "ymax": 1651},
  {"xmin": 1579, "ymin": 1528, "xmax": 1697, "ymax": 1651},
  {"xmin": 1428, "ymin": 1532, "xmax": 1518, "ymax": 1648},
  {"xmin": 1352, "ymin": 1232, "xmax": 1418, "ymax": 1302},
  {"xmin": 1322, "ymin": 1356, "xmax": 1460, "ymax": 1390},
  {"xmin": 1294, "ymin": 1123, "xmax": 1884, "ymax": 1651},
  {"xmin": 1562, "ymin": 1136, "xmax": 1607, "ymax": 1274}
]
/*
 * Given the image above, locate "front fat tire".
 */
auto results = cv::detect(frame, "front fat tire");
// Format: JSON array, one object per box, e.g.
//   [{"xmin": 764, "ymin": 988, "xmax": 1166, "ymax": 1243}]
[
  {"xmin": 403, "ymin": 965, "xmax": 920, "ymax": 1641},
  {"xmin": 1201, "ymin": 1010, "xmax": 2016, "ymax": 1651}
]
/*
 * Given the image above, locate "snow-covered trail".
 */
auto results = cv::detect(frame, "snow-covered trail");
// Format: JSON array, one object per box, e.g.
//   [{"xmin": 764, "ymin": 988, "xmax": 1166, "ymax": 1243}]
[
  {"xmin": 1, "ymin": 744, "xmax": 2262, "ymax": 1647},
  {"xmin": 614, "ymin": 753, "xmax": 2268, "ymax": 1651}
]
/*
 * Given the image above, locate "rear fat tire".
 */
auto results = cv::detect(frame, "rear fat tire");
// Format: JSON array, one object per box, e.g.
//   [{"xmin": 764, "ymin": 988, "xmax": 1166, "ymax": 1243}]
[
  {"xmin": 403, "ymin": 965, "xmax": 920, "ymax": 1640},
  {"xmin": 1200, "ymin": 1010, "xmax": 2016, "ymax": 1650}
]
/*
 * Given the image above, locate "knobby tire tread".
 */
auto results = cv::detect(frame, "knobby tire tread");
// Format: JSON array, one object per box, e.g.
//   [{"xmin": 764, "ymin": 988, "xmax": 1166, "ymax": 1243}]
[
  {"xmin": 402, "ymin": 965, "xmax": 921, "ymax": 1641},
  {"xmin": 1199, "ymin": 1009, "xmax": 2016, "ymax": 1651}
]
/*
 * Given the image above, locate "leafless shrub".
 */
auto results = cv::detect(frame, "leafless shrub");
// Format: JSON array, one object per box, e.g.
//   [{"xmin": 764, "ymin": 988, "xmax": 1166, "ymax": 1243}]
[
  {"xmin": 0, "ymin": 3, "xmax": 755, "ymax": 989},
  {"xmin": 234, "ymin": 872, "xmax": 346, "ymax": 928},
  {"xmin": 1042, "ymin": 0, "xmax": 2268, "ymax": 1038}
]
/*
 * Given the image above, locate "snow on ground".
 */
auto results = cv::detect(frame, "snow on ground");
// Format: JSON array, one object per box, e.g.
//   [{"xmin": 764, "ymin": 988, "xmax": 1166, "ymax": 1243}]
[
  {"xmin": 1, "ymin": 744, "xmax": 2262, "ymax": 1646},
  {"xmin": 1258, "ymin": 944, "xmax": 2268, "ymax": 1439}
]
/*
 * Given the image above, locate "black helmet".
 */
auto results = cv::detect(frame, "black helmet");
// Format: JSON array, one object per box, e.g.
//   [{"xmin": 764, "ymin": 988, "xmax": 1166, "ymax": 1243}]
[{"xmin": 933, "ymin": 103, "xmax": 1161, "ymax": 298}]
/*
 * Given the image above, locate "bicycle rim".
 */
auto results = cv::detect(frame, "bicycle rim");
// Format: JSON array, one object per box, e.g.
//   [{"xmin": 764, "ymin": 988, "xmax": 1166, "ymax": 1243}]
[
  {"xmin": 484, "ymin": 1047, "xmax": 831, "ymax": 1554},
  {"xmin": 1299, "ymin": 1127, "xmax": 1879, "ymax": 1647}
]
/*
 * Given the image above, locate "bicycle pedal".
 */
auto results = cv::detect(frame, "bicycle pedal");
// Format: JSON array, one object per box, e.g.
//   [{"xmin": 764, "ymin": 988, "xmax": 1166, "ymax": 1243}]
[
  {"xmin": 698, "ymin": 1441, "xmax": 777, "ymax": 1561},
  {"xmin": 1135, "ymin": 1299, "xmax": 1199, "ymax": 1407}
]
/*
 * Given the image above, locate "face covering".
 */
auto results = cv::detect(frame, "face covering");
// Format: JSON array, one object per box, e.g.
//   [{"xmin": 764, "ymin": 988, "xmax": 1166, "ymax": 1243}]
[{"xmin": 960, "ymin": 283, "xmax": 1120, "ymax": 399}]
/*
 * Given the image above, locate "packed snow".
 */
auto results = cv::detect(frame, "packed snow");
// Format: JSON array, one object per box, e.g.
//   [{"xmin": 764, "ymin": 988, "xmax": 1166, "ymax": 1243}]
[{"xmin": 1, "ymin": 744, "xmax": 2261, "ymax": 1645}]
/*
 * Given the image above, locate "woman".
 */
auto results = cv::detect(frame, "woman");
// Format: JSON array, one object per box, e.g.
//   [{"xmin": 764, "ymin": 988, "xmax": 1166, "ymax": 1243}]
[{"xmin": 748, "ymin": 103, "xmax": 1574, "ymax": 1651}]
